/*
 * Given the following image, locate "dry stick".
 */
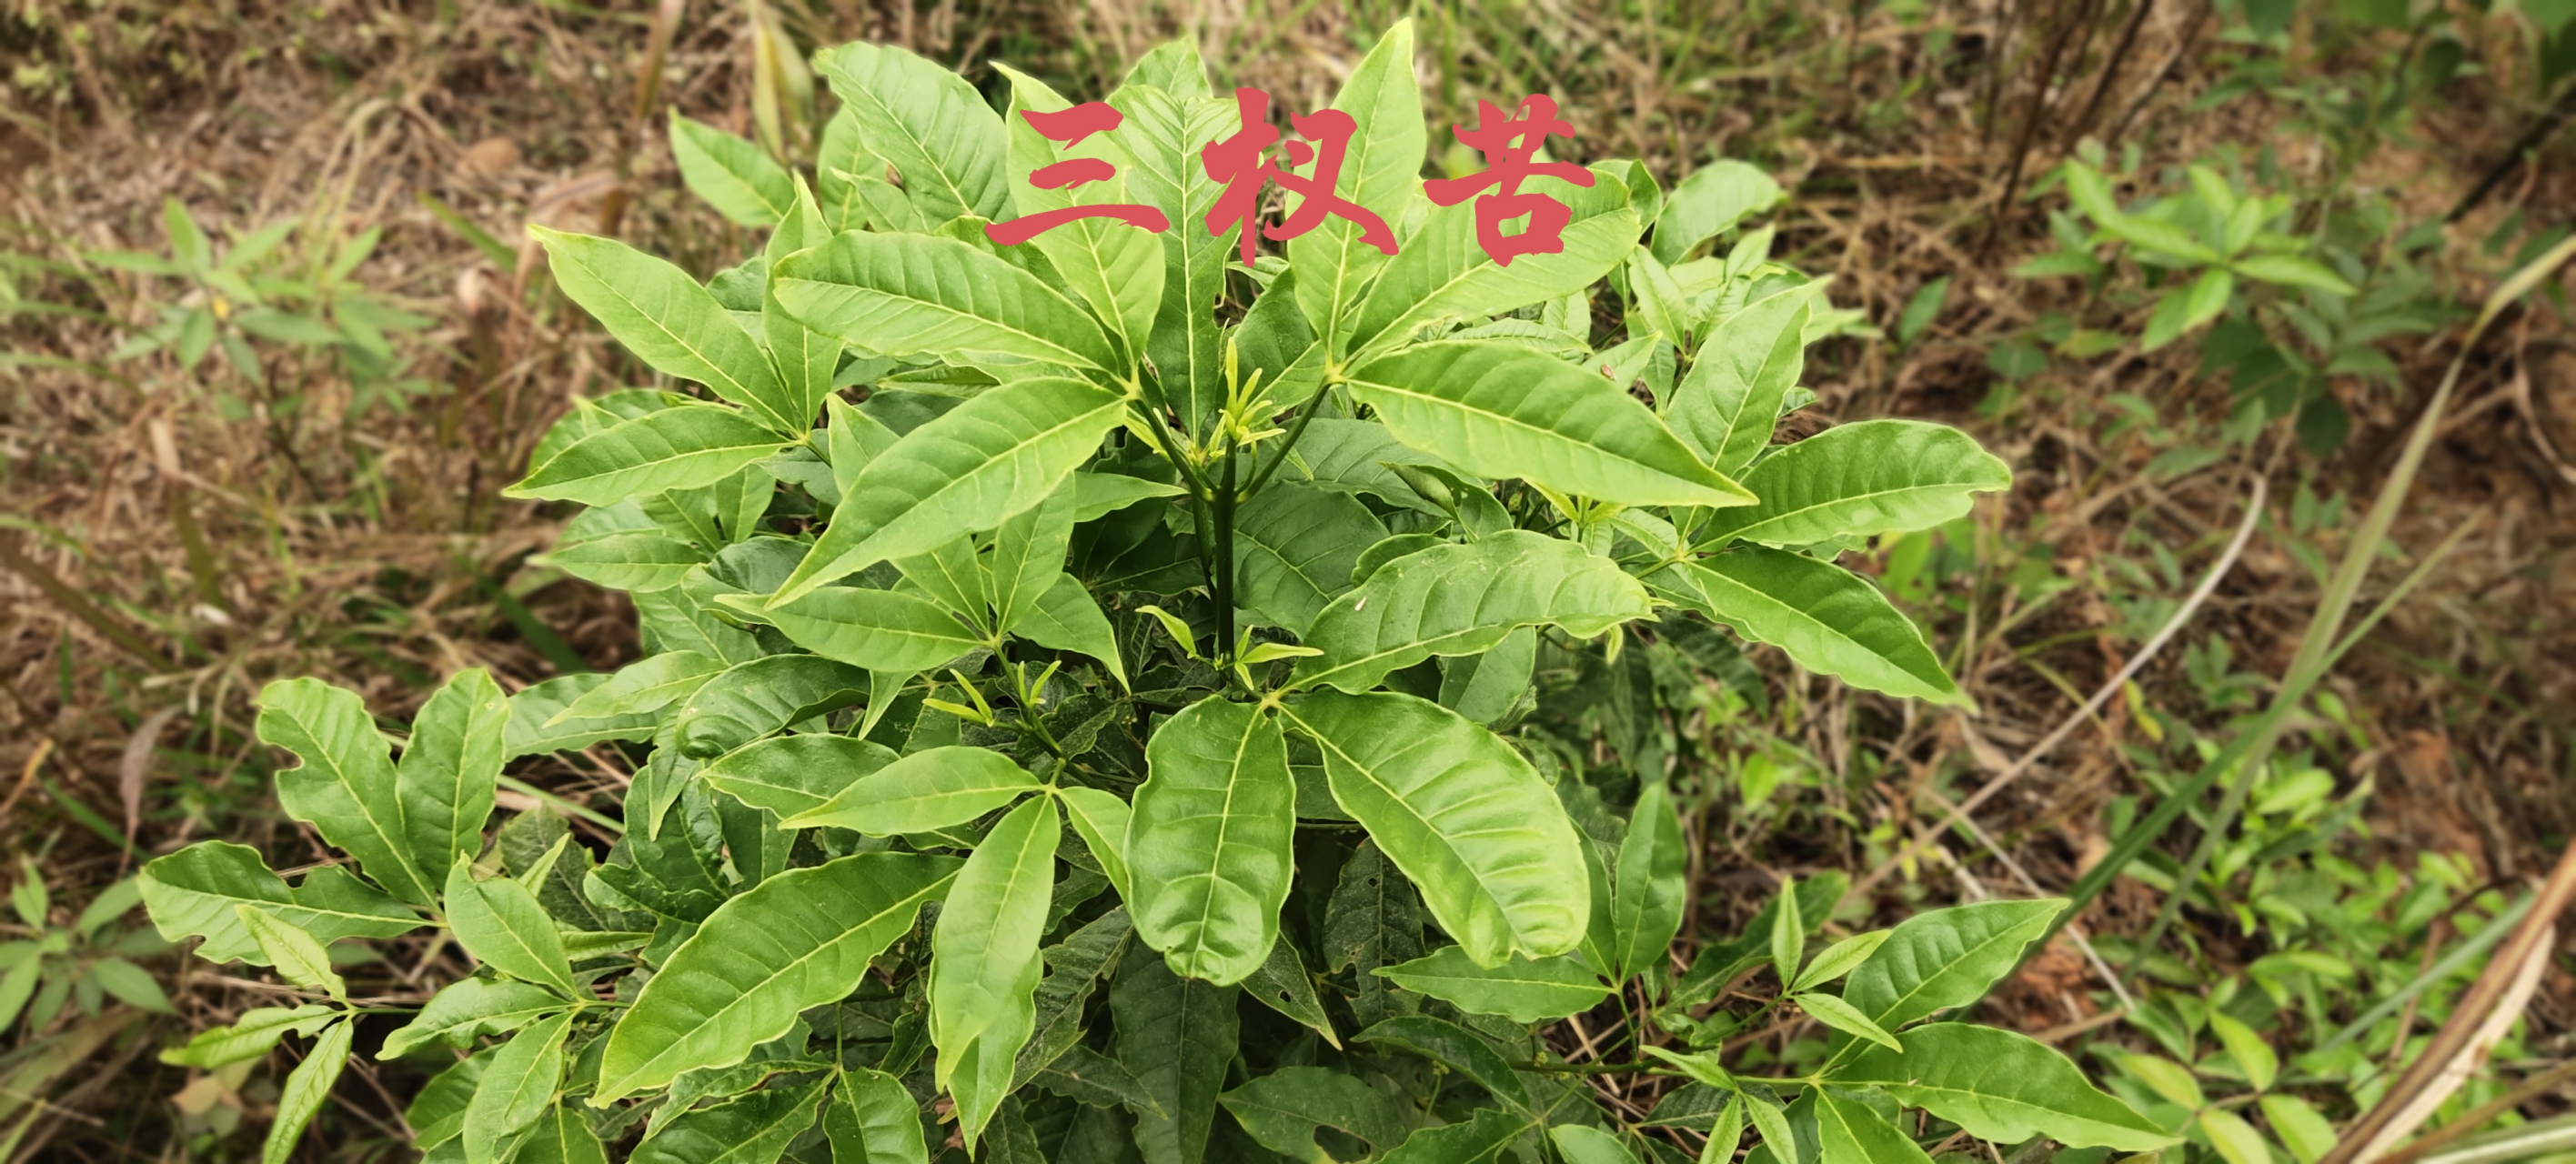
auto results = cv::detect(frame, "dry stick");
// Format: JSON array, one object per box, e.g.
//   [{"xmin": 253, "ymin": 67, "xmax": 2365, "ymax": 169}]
[
  {"xmin": 1979, "ymin": 0, "xmax": 2099, "ymax": 256},
  {"xmin": 2447, "ymin": 78, "xmax": 2576, "ymax": 225},
  {"xmin": 2320, "ymin": 837, "xmax": 2576, "ymax": 1164},
  {"xmin": 2104, "ymin": 0, "xmax": 2215, "ymax": 149},
  {"xmin": 2059, "ymin": 0, "xmax": 2157, "ymax": 148},
  {"xmin": 2377, "ymin": 1059, "xmax": 2576, "ymax": 1164},
  {"xmin": 1847, "ymin": 474, "xmax": 2265, "ymax": 902}
]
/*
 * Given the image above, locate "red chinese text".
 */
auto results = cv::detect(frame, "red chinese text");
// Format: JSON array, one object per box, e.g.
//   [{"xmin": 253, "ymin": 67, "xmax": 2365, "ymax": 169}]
[
  {"xmin": 1423, "ymin": 95, "xmax": 1595, "ymax": 266},
  {"xmin": 987, "ymin": 102, "xmax": 1170, "ymax": 246}
]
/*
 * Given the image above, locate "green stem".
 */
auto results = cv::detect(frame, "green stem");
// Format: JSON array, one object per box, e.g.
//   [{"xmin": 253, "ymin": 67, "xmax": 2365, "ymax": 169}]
[
  {"xmin": 1238, "ymin": 374, "xmax": 1340, "ymax": 499},
  {"xmin": 1213, "ymin": 443, "xmax": 1239, "ymax": 667}
]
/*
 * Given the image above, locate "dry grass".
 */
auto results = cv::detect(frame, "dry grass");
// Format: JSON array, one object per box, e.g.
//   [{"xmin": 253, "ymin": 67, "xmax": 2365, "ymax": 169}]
[{"xmin": 3, "ymin": 0, "xmax": 2573, "ymax": 1156}]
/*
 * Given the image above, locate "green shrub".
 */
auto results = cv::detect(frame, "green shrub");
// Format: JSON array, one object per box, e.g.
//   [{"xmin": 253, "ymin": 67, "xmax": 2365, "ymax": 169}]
[{"xmin": 134, "ymin": 24, "xmax": 2165, "ymax": 1164}]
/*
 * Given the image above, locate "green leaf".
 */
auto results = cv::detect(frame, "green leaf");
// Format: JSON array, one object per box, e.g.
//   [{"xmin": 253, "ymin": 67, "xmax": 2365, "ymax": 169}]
[
  {"xmin": 667, "ymin": 655, "xmax": 872, "ymax": 759},
  {"xmin": 988, "ymin": 485, "xmax": 1076, "ymax": 634},
  {"xmin": 1439, "ymin": 624, "xmax": 1537, "ymax": 724},
  {"xmin": 1112, "ymin": 941, "xmax": 1240, "ymax": 1164},
  {"xmin": 237, "ymin": 909, "xmax": 346, "ymax": 1005},
  {"xmin": 766, "ymin": 180, "xmax": 844, "ymax": 441},
  {"xmin": 1790, "ymin": 930, "xmax": 1889, "ymax": 993},
  {"xmin": 1611, "ymin": 780, "xmax": 1687, "ymax": 983},
  {"xmin": 1795, "ymin": 991, "xmax": 1901, "ymax": 1051},
  {"xmin": 1347, "ymin": 342, "xmax": 1755, "ymax": 508},
  {"xmin": 462, "ymin": 1011, "xmax": 571, "ymax": 1164},
  {"xmin": 780, "ymin": 746, "xmax": 1039, "ymax": 834},
  {"xmin": 2260, "ymin": 1094, "xmax": 2336, "ymax": 1164},
  {"xmin": 1833, "ymin": 1023, "xmax": 2177, "ymax": 1151},
  {"xmin": 1291, "ymin": 531, "xmax": 1652, "ymax": 693},
  {"xmin": 508, "ymin": 404, "xmax": 796, "ymax": 507},
  {"xmin": 701, "ymin": 734, "xmax": 900, "ymax": 818},
  {"xmin": 825, "ymin": 1068, "xmax": 931, "ymax": 1164},
  {"xmin": 507, "ymin": 674, "xmax": 667, "ymax": 758},
  {"xmin": 1744, "ymin": 1093, "xmax": 1797, "ymax": 1162},
  {"xmin": 161, "ymin": 1004, "xmax": 336, "ymax": 1068},
  {"xmin": 551, "ymin": 653, "xmax": 724, "ymax": 725},
  {"xmin": 1127, "ymin": 696, "xmax": 1295, "ymax": 985},
  {"xmin": 1285, "ymin": 691, "xmax": 1589, "ymax": 968},
  {"xmin": 263, "ymin": 1018, "xmax": 351, "ymax": 1164},
  {"xmin": 597, "ymin": 852, "xmax": 959, "ymax": 1099},
  {"xmin": 894, "ymin": 535, "xmax": 991, "ymax": 625},
  {"xmin": 1650, "ymin": 550, "xmax": 1964, "ymax": 706},
  {"xmin": 1815, "ymin": 1089, "xmax": 1933, "ymax": 1164},
  {"xmin": 1552, "ymin": 1125, "xmax": 1645, "ymax": 1164},
  {"xmin": 1031, "ymin": 1044, "xmax": 1162, "ymax": 1118},
  {"xmin": 1375, "ymin": 945, "xmax": 1609, "ymax": 1022},
  {"xmin": 812, "ymin": 41, "xmax": 1010, "ymax": 224},
  {"xmin": 540, "ymin": 531, "xmax": 708, "ymax": 593},
  {"xmin": 2207, "ymin": 1011, "xmax": 2279, "ymax": 1092},
  {"xmin": 398, "ymin": 668, "xmax": 508, "ymax": 883},
  {"xmin": 1058, "ymin": 786, "xmax": 1133, "ymax": 899},
  {"xmin": 630, "ymin": 1076, "xmax": 829, "ymax": 1164},
  {"xmin": 139, "ymin": 841, "xmax": 418, "ymax": 964},
  {"xmin": 1242, "ymin": 936, "xmax": 1338, "ymax": 1046},
  {"xmin": 380, "ymin": 978, "xmax": 568, "ymax": 1059},
  {"xmin": 1219, "ymin": 1067, "xmax": 1412, "ymax": 1159},
  {"xmin": 529, "ymin": 227, "xmax": 806, "ymax": 435},
  {"xmin": 771, "ymin": 231, "xmax": 1115, "ymax": 371},
  {"xmin": 1232, "ymin": 483, "xmax": 1388, "ymax": 637},
  {"xmin": 1653, "ymin": 160, "xmax": 1785, "ymax": 265},
  {"xmin": 669, "ymin": 112, "xmax": 795, "ymax": 226},
  {"xmin": 1771, "ymin": 874, "xmax": 1805, "ymax": 988},
  {"xmin": 1842, "ymin": 898, "xmax": 2060, "ymax": 1030},
  {"xmin": 1703, "ymin": 1096, "xmax": 1748, "ymax": 1163},
  {"xmin": 2199, "ymin": 1108, "xmax": 2272, "ymax": 1164},
  {"xmin": 1008, "ymin": 574, "xmax": 1127, "ymax": 686},
  {"xmin": 445, "ymin": 858, "xmax": 576, "ymax": 995},
  {"xmin": 1696, "ymin": 420, "xmax": 2011, "ymax": 548},
  {"xmin": 2232, "ymin": 253, "xmax": 2358, "ymax": 296},
  {"xmin": 1323, "ymin": 840, "xmax": 1423, "ymax": 1026},
  {"xmin": 258, "ymin": 678, "xmax": 436, "ymax": 905},
  {"xmin": 1353, "ymin": 1014, "xmax": 1528, "ymax": 1111},
  {"xmin": 734, "ymin": 588, "xmax": 981, "ymax": 675},
  {"xmin": 1381, "ymin": 1106, "xmax": 1527, "ymax": 1164},
  {"xmin": 82, "ymin": 957, "xmax": 162, "ymax": 1011},
  {"xmin": 1666, "ymin": 287, "xmax": 1811, "ymax": 478},
  {"xmin": 1072, "ymin": 471, "xmax": 1187, "ymax": 521},
  {"xmin": 1349, "ymin": 169, "xmax": 1636, "ymax": 359},
  {"xmin": 997, "ymin": 65, "xmax": 1166, "ymax": 355},
  {"xmin": 1287, "ymin": 20, "xmax": 1425, "ymax": 360},
  {"xmin": 1013, "ymin": 908, "xmax": 1134, "ymax": 1089},
  {"xmin": 772, "ymin": 376, "xmax": 1129, "ymax": 603},
  {"xmin": 931, "ymin": 796, "xmax": 1058, "ymax": 1148},
  {"xmin": 513, "ymin": 1104, "xmax": 610, "ymax": 1164},
  {"xmin": 1116, "ymin": 80, "xmax": 1233, "ymax": 431}
]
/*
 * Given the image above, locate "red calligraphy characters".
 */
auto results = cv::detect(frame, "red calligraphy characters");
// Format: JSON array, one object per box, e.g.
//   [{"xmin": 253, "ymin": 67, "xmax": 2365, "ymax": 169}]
[
  {"xmin": 1201, "ymin": 88, "xmax": 1398, "ymax": 265},
  {"xmin": 986, "ymin": 102, "xmax": 1170, "ymax": 246},
  {"xmin": 1423, "ymin": 95, "xmax": 1595, "ymax": 266}
]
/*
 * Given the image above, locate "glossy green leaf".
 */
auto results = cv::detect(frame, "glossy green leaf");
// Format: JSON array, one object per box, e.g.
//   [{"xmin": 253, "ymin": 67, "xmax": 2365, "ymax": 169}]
[
  {"xmin": 1744, "ymin": 1092, "xmax": 1797, "ymax": 1163},
  {"xmin": 2208, "ymin": 1011, "xmax": 2279, "ymax": 1092},
  {"xmin": 1267, "ymin": 417, "xmax": 1449, "ymax": 512},
  {"xmin": 1697, "ymin": 420, "xmax": 2010, "ymax": 548},
  {"xmin": 529, "ymin": 227, "xmax": 805, "ymax": 436},
  {"xmin": 1127, "ymin": 696, "xmax": 1295, "ymax": 985},
  {"xmin": 1285, "ymin": 691, "xmax": 1588, "ymax": 967},
  {"xmin": 1013, "ymin": 908, "xmax": 1134, "ymax": 1089},
  {"xmin": 1834, "ymin": 1023, "xmax": 2177, "ymax": 1151},
  {"xmin": 931, "ymin": 796, "xmax": 1058, "ymax": 1147},
  {"xmin": 998, "ymin": 65, "xmax": 1166, "ymax": 354},
  {"xmin": 1031, "ymin": 1044, "xmax": 1162, "ymax": 1118},
  {"xmin": 1349, "ymin": 168, "xmax": 1635, "ymax": 358},
  {"xmin": 1008, "ymin": 574, "xmax": 1126, "ymax": 686},
  {"xmin": 1072, "ymin": 471, "xmax": 1187, "ymax": 521},
  {"xmin": 1243, "ymin": 936, "xmax": 1338, "ymax": 1046},
  {"xmin": 1814, "ymin": 1089, "xmax": 1933, "ymax": 1164},
  {"xmin": 771, "ymin": 231, "xmax": 1114, "ymax": 371},
  {"xmin": 513, "ymin": 1104, "xmax": 610, "ymax": 1164},
  {"xmin": 813, "ymin": 41, "xmax": 1009, "ymax": 223},
  {"xmin": 733, "ymin": 588, "xmax": 981, "ymax": 676},
  {"xmin": 508, "ymin": 405, "xmax": 796, "ymax": 507},
  {"xmin": 380, "ymin": 978, "xmax": 569, "ymax": 1059},
  {"xmin": 1552, "ymin": 1125, "xmax": 1645, "ymax": 1164},
  {"xmin": 1611, "ymin": 780, "xmax": 1686, "ymax": 983},
  {"xmin": 1059, "ymin": 785, "xmax": 1133, "ymax": 899},
  {"xmin": 599, "ymin": 852, "xmax": 956, "ymax": 1098},
  {"xmin": 630, "ymin": 1076, "xmax": 829, "ymax": 1164},
  {"xmin": 1842, "ymin": 899, "xmax": 2060, "ymax": 1030},
  {"xmin": 1790, "ymin": 930, "xmax": 1889, "ymax": 993},
  {"xmin": 398, "ymin": 668, "xmax": 508, "ymax": 880},
  {"xmin": 1219, "ymin": 1067, "xmax": 1411, "ymax": 1159},
  {"xmin": 669, "ymin": 112, "xmax": 794, "ymax": 226},
  {"xmin": 1353, "ymin": 1015, "xmax": 1528, "ymax": 1111},
  {"xmin": 507, "ymin": 674, "xmax": 666, "ymax": 758},
  {"xmin": 1701, "ymin": 1096, "xmax": 1748, "ymax": 1163},
  {"xmin": 1288, "ymin": 20, "xmax": 1424, "ymax": 358},
  {"xmin": 1232, "ymin": 482, "xmax": 1386, "ymax": 637},
  {"xmin": 551, "ymin": 653, "xmax": 723, "ymax": 725},
  {"xmin": 1380, "ymin": 1106, "xmax": 1527, "ymax": 1164},
  {"xmin": 773, "ymin": 376, "xmax": 1129, "ymax": 603},
  {"xmin": 1376, "ymin": 945, "xmax": 1609, "ymax": 1022},
  {"xmin": 826, "ymin": 1068, "xmax": 930, "ymax": 1164},
  {"xmin": 1346, "ymin": 342, "xmax": 1755, "ymax": 508},
  {"xmin": 1117, "ymin": 80, "xmax": 1233, "ymax": 430},
  {"xmin": 780, "ymin": 746, "xmax": 1038, "ymax": 834},
  {"xmin": 161, "ymin": 1004, "xmax": 336, "ymax": 1068},
  {"xmin": 669, "ymin": 654, "xmax": 872, "ymax": 759},
  {"xmin": 446, "ymin": 858, "xmax": 576, "ymax": 995},
  {"xmin": 2261, "ymin": 1095, "xmax": 2336, "ymax": 1164},
  {"xmin": 263, "ymin": 1017, "xmax": 351, "ymax": 1164},
  {"xmin": 1795, "ymin": 991, "xmax": 1901, "ymax": 1051},
  {"xmin": 1666, "ymin": 289, "xmax": 1811, "ymax": 477},
  {"xmin": 894, "ymin": 534, "xmax": 991, "ymax": 627},
  {"xmin": 1438, "ymin": 623, "xmax": 1536, "ymax": 724},
  {"xmin": 540, "ymin": 530, "xmax": 707, "ymax": 593},
  {"xmin": 1293, "ymin": 529, "xmax": 1650, "ymax": 695},
  {"xmin": 1112, "ymin": 941, "xmax": 1239, "ymax": 1164},
  {"xmin": 764, "ymin": 178, "xmax": 844, "ymax": 437},
  {"xmin": 258, "ymin": 678, "xmax": 437, "ymax": 905},
  {"xmin": 1651, "ymin": 550, "xmax": 1964, "ymax": 706},
  {"xmin": 462, "ymin": 1011, "xmax": 571, "ymax": 1164},
  {"xmin": 139, "ymin": 841, "xmax": 418, "ymax": 964},
  {"xmin": 701, "ymin": 734, "xmax": 900, "ymax": 818},
  {"xmin": 988, "ymin": 484, "xmax": 1075, "ymax": 635},
  {"xmin": 1652, "ymin": 160, "xmax": 1785, "ymax": 265},
  {"xmin": 2233, "ymin": 253, "xmax": 2357, "ymax": 296}
]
